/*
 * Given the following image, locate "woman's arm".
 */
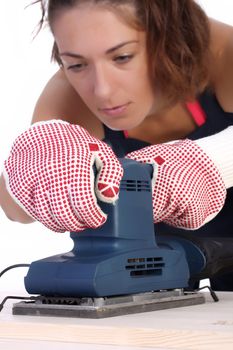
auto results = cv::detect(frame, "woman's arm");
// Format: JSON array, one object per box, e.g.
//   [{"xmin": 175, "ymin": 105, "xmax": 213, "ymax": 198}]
[{"xmin": 31, "ymin": 69, "xmax": 81, "ymax": 124}]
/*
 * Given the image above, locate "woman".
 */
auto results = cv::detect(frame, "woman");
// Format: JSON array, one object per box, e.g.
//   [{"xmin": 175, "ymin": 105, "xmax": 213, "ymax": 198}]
[{"xmin": 1, "ymin": 0, "xmax": 233, "ymax": 289}]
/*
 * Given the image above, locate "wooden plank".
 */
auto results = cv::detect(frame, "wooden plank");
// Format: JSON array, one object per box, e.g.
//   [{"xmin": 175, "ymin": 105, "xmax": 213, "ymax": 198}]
[
  {"xmin": 0, "ymin": 292, "xmax": 233, "ymax": 349},
  {"xmin": 1, "ymin": 320, "xmax": 233, "ymax": 349}
]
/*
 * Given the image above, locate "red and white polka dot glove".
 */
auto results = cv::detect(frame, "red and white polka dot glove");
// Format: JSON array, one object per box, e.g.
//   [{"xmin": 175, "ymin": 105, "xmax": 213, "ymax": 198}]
[
  {"xmin": 126, "ymin": 138, "xmax": 227, "ymax": 229},
  {"xmin": 3, "ymin": 120, "xmax": 123, "ymax": 232}
]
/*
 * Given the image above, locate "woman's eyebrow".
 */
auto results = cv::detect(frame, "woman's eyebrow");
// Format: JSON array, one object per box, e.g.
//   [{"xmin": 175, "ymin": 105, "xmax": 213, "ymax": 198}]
[
  {"xmin": 106, "ymin": 40, "xmax": 139, "ymax": 54},
  {"xmin": 59, "ymin": 40, "xmax": 139, "ymax": 58}
]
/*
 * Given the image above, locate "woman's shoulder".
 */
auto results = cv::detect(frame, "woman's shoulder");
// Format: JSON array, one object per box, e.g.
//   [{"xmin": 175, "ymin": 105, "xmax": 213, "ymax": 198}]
[
  {"xmin": 31, "ymin": 69, "xmax": 104, "ymax": 139},
  {"xmin": 209, "ymin": 19, "xmax": 233, "ymax": 112}
]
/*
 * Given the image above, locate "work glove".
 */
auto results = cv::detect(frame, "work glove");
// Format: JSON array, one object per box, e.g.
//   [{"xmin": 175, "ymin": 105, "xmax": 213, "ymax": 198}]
[
  {"xmin": 3, "ymin": 120, "xmax": 123, "ymax": 232},
  {"xmin": 126, "ymin": 127, "xmax": 233, "ymax": 230}
]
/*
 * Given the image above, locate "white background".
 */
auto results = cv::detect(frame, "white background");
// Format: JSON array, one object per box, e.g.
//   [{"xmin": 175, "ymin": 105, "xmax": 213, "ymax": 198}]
[{"xmin": 0, "ymin": 1, "xmax": 232, "ymax": 293}]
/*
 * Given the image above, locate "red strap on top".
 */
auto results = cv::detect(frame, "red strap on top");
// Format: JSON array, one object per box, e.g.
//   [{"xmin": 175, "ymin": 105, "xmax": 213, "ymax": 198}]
[
  {"xmin": 186, "ymin": 101, "xmax": 206, "ymax": 127},
  {"xmin": 123, "ymin": 100, "xmax": 206, "ymax": 137}
]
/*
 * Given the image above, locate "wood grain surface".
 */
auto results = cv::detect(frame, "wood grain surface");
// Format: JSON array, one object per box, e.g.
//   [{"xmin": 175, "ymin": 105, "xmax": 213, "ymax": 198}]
[{"xmin": 0, "ymin": 292, "xmax": 233, "ymax": 350}]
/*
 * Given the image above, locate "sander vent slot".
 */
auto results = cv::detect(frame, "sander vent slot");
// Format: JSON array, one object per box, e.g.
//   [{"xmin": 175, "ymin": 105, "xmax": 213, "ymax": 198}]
[
  {"xmin": 130, "ymin": 269, "xmax": 162, "ymax": 277},
  {"xmin": 125, "ymin": 257, "xmax": 165, "ymax": 277},
  {"xmin": 120, "ymin": 180, "xmax": 150, "ymax": 192}
]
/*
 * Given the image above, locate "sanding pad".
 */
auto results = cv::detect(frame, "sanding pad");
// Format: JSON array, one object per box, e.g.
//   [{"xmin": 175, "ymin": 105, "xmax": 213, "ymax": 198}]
[{"xmin": 12, "ymin": 290, "xmax": 205, "ymax": 319}]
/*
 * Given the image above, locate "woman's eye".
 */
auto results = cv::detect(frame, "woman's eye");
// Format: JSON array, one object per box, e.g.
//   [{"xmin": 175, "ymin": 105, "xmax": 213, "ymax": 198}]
[
  {"xmin": 67, "ymin": 63, "xmax": 87, "ymax": 72},
  {"xmin": 114, "ymin": 54, "xmax": 134, "ymax": 64}
]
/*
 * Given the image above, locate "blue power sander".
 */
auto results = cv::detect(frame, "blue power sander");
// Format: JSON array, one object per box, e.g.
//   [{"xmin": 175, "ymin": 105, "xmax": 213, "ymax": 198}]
[{"xmin": 12, "ymin": 159, "xmax": 206, "ymax": 318}]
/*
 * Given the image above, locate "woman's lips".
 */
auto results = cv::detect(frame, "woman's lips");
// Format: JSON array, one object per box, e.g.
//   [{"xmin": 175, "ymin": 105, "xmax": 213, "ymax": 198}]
[{"xmin": 99, "ymin": 103, "xmax": 130, "ymax": 117}]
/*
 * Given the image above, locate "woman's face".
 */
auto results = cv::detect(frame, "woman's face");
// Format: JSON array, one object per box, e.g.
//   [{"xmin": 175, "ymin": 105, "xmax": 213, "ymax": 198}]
[{"xmin": 52, "ymin": 3, "xmax": 157, "ymax": 130}]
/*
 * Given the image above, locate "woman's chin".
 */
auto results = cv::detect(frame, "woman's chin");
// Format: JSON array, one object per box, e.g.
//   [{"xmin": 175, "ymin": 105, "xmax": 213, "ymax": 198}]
[{"xmin": 103, "ymin": 118, "xmax": 140, "ymax": 131}]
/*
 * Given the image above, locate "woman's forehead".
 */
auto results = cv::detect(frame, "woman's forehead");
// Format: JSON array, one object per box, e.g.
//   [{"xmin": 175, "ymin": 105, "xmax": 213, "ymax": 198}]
[{"xmin": 52, "ymin": 5, "xmax": 144, "ymax": 54}]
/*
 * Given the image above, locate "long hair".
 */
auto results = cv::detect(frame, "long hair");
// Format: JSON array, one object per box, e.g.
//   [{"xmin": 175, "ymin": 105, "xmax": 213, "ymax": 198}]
[{"xmin": 32, "ymin": 0, "xmax": 211, "ymax": 104}]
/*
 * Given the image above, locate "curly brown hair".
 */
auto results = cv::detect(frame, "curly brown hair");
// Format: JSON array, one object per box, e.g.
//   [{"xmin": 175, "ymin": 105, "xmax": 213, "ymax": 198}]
[{"xmin": 32, "ymin": 0, "xmax": 211, "ymax": 104}]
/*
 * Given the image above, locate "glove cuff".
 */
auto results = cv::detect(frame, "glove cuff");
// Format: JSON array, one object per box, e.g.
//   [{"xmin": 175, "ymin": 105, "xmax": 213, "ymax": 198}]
[{"xmin": 195, "ymin": 126, "xmax": 233, "ymax": 189}]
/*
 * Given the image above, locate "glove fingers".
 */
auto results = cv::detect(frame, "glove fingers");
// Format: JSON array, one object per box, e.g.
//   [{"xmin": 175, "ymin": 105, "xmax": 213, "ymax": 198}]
[
  {"xmin": 94, "ymin": 152, "xmax": 123, "ymax": 203},
  {"xmin": 32, "ymin": 182, "xmax": 86, "ymax": 232},
  {"xmin": 68, "ymin": 155, "xmax": 107, "ymax": 229},
  {"xmin": 126, "ymin": 148, "xmax": 165, "ymax": 166}
]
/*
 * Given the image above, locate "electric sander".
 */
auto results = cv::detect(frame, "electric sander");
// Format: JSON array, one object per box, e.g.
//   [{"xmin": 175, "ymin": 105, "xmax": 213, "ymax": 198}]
[{"xmin": 12, "ymin": 159, "xmax": 206, "ymax": 318}]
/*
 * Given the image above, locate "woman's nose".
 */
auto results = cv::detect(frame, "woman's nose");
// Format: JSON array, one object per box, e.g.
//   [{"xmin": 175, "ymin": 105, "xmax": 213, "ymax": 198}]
[{"xmin": 92, "ymin": 64, "xmax": 112, "ymax": 99}]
